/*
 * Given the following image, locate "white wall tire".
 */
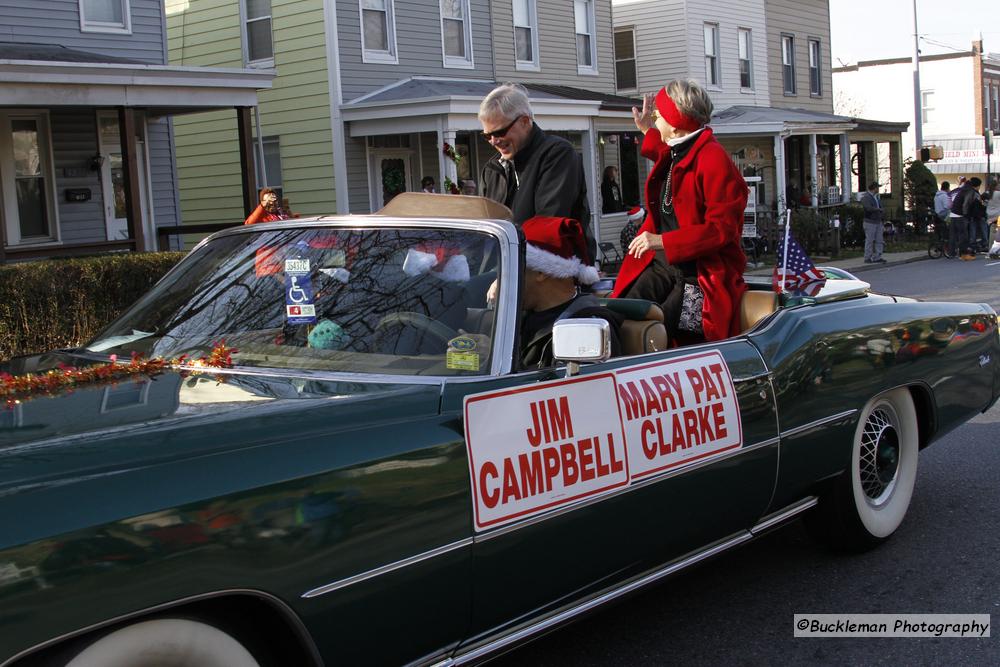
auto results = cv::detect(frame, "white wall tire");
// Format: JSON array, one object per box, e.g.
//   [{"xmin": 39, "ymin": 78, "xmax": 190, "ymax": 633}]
[
  {"xmin": 808, "ymin": 388, "xmax": 919, "ymax": 551},
  {"xmin": 65, "ymin": 618, "xmax": 260, "ymax": 667}
]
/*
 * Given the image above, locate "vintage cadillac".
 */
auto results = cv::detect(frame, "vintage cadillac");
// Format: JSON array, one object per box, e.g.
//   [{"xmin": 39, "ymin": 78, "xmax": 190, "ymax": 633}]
[{"xmin": 1, "ymin": 195, "xmax": 998, "ymax": 666}]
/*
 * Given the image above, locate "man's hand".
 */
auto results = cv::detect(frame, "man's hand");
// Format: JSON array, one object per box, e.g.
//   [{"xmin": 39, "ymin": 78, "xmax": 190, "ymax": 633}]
[
  {"xmin": 628, "ymin": 231, "xmax": 663, "ymax": 258},
  {"xmin": 632, "ymin": 93, "xmax": 655, "ymax": 134},
  {"xmin": 486, "ymin": 278, "xmax": 499, "ymax": 308}
]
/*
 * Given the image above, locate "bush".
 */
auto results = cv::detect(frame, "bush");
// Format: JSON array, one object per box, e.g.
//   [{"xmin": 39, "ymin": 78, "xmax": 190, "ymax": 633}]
[
  {"xmin": 0, "ymin": 252, "xmax": 184, "ymax": 361},
  {"xmin": 904, "ymin": 160, "xmax": 937, "ymax": 234}
]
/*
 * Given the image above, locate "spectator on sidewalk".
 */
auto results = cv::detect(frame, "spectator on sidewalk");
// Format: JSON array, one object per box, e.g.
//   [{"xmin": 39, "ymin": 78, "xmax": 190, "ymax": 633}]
[
  {"xmin": 934, "ymin": 181, "xmax": 952, "ymax": 226},
  {"xmin": 968, "ymin": 178, "xmax": 988, "ymax": 252},
  {"xmin": 949, "ymin": 177, "xmax": 981, "ymax": 260},
  {"xmin": 983, "ymin": 179, "xmax": 999, "ymax": 247},
  {"xmin": 861, "ymin": 182, "xmax": 886, "ymax": 263}
]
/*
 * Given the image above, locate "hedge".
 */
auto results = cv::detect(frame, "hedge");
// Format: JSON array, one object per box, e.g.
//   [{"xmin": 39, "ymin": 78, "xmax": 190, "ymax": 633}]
[{"xmin": 0, "ymin": 252, "xmax": 185, "ymax": 361}]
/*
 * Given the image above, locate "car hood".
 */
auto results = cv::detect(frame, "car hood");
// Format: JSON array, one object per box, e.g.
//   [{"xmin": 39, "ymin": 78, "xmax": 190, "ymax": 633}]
[{"xmin": 0, "ymin": 352, "xmax": 443, "ymax": 494}]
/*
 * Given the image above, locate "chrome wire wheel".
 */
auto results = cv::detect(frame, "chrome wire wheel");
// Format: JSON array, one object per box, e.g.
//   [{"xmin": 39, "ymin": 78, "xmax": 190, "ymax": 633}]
[{"xmin": 858, "ymin": 404, "xmax": 901, "ymax": 506}]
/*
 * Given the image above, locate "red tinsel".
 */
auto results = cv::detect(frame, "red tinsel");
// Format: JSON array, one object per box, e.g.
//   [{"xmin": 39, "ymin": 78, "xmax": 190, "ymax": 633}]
[{"xmin": 2, "ymin": 341, "xmax": 238, "ymax": 409}]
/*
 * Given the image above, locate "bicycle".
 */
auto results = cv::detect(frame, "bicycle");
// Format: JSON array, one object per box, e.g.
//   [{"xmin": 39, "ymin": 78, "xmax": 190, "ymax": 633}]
[{"xmin": 927, "ymin": 222, "xmax": 956, "ymax": 259}]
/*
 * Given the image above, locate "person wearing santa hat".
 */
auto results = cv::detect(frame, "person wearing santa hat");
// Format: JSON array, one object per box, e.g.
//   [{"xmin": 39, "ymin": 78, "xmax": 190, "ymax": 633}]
[
  {"xmin": 519, "ymin": 216, "xmax": 623, "ymax": 369},
  {"xmin": 611, "ymin": 79, "xmax": 747, "ymax": 343},
  {"xmin": 620, "ymin": 205, "xmax": 644, "ymax": 252}
]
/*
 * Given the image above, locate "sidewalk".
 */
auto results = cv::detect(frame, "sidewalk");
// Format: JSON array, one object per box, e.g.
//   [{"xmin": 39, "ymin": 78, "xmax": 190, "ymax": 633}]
[{"xmin": 747, "ymin": 249, "xmax": 929, "ymax": 277}]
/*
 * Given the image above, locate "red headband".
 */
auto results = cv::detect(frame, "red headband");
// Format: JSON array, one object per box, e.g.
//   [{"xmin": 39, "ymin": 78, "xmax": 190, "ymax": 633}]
[{"xmin": 654, "ymin": 87, "xmax": 701, "ymax": 133}]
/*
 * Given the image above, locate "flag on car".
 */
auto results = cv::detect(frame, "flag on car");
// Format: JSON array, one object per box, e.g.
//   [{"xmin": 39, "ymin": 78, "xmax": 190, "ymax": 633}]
[{"xmin": 772, "ymin": 222, "xmax": 825, "ymax": 293}]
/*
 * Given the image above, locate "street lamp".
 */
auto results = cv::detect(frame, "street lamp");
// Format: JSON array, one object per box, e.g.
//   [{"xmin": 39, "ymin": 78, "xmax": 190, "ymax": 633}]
[{"xmin": 912, "ymin": 0, "xmax": 923, "ymax": 160}]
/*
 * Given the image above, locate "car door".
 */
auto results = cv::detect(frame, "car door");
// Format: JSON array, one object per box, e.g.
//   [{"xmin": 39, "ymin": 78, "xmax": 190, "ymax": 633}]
[{"xmin": 442, "ymin": 335, "xmax": 778, "ymax": 646}]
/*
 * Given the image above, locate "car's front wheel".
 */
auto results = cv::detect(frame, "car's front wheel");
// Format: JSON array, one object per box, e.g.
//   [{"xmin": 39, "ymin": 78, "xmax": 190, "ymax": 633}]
[
  {"xmin": 809, "ymin": 388, "xmax": 919, "ymax": 552},
  {"xmin": 65, "ymin": 618, "xmax": 260, "ymax": 667}
]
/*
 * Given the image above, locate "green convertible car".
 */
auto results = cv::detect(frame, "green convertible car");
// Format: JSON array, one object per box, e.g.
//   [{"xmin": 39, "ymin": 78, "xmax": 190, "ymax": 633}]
[{"xmin": 2, "ymin": 194, "xmax": 999, "ymax": 666}]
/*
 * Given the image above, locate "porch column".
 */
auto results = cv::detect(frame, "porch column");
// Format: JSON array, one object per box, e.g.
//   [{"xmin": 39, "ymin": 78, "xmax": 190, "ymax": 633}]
[
  {"xmin": 437, "ymin": 123, "xmax": 458, "ymax": 191},
  {"xmin": 582, "ymin": 126, "xmax": 599, "ymax": 260},
  {"xmin": 839, "ymin": 134, "xmax": 851, "ymax": 203},
  {"xmin": 809, "ymin": 133, "xmax": 819, "ymax": 207},
  {"xmin": 236, "ymin": 107, "xmax": 258, "ymax": 217},
  {"xmin": 774, "ymin": 134, "xmax": 787, "ymax": 217},
  {"xmin": 889, "ymin": 141, "xmax": 902, "ymax": 201},
  {"xmin": 117, "ymin": 107, "xmax": 146, "ymax": 252}
]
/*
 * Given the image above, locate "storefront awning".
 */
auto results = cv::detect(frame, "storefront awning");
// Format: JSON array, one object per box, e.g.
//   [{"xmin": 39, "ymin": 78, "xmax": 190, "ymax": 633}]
[
  {"xmin": 711, "ymin": 105, "xmax": 857, "ymax": 135},
  {"xmin": 0, "ymin": 43, "xmax": 273, "ymax": 115}
]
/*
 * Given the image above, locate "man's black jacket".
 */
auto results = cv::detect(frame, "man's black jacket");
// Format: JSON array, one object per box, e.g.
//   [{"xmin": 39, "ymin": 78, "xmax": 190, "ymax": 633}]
[{"xmin": 481, "ymin": 123, "xmax": 595, "ymax": 260}]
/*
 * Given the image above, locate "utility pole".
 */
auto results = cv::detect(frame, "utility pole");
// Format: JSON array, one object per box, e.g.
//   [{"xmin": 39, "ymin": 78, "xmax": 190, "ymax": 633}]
[{"xmin": 912, "ymin": 0, "xmax": 923, "ymax": 159}]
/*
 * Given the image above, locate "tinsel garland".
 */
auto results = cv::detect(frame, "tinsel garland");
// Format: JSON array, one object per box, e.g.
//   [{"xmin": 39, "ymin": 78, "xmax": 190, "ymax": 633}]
[{"xmin": 2, "ymin": 342, "xmax": 238, "ymax": 409}]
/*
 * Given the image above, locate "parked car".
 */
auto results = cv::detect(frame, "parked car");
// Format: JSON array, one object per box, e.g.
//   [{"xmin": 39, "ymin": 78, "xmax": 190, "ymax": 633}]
[{"xmin": 2, "ymin": 195, "xmax": 998, "ymax": 666}]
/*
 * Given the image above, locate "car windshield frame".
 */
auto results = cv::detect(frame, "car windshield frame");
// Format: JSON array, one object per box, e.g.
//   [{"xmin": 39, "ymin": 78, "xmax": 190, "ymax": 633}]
[{"xmin": 86, "ymin": 216, "xmax": 520, "ymax": 380}]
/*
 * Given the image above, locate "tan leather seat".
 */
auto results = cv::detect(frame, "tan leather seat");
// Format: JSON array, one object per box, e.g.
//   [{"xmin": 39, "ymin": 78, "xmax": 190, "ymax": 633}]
[
  {"xmin": 598, "ymin": 298, "xmax": 668, "ymax": 355},
  {"xmin": 740, "ymin": 290, "xmax": 779, "ymax": 332},
  {"xmin": 377, "ymin": 192, "xmax": 512, "ymax": 220}
]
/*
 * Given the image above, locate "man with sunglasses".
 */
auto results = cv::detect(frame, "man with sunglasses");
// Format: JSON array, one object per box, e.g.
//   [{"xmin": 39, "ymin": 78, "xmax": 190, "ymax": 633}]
[{"xmin": 479, "ymin": 83, "xmax": 594, "ymax": 260}]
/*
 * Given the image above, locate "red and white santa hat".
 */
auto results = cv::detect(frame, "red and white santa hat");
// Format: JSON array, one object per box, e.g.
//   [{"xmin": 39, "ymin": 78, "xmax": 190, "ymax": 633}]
[
  {"xmin": 522, "ymin": 216, "xmax": 600, "ymax": 285},
  {"xmin": 627, "ymin": 206, "xmax": 645, "ymax": 223}
]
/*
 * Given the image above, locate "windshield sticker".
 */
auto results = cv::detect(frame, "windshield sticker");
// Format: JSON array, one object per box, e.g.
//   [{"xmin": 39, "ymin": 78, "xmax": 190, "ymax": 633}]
[
  {"xmin": 614, "ymin": 351, "xmax": 742, "ymax": 479},
  {"xmin": 447, "ymin": 351, "xmax": 480, "ymax": 371},
  {"xmin": 285, "ymin": 259, "xmax": 317, "ymax": 325},
  {"xmin": 463, "ymin": 352, "xmax": 743, "ymax": 532}
]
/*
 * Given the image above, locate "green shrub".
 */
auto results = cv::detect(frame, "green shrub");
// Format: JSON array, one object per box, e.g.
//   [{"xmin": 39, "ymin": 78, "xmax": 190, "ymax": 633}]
[
  {"xmin": 904, "ymin": 159, "xmax": 937, "ymax": 234},
  {"xmin": 0, "ymin": 252, "xmax": 184, "ymax": 361}
]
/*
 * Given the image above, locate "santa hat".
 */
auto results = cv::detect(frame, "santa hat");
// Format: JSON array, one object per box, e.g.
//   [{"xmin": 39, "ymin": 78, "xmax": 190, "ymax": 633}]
[
  {"xmin": 522, "ymin": 216, "xmax": 600, "ymax": 285},
  {"xmin": 654, "ymin": 87, "xmax": 701, "ymax": 132},
  {"xmin": 627, "ymin": 206, "xmax": 645, "ymax": 223}
]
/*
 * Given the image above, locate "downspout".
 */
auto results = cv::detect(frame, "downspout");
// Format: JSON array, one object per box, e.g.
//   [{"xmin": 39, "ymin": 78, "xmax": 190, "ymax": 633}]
[{"xmin": 323, "ymin": 0, "xmax": 351, "ymax": 213}]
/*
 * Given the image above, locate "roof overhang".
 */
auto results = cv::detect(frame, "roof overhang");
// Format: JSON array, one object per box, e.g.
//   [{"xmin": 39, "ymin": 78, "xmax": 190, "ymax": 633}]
[{"xmin": 0, "ymin": 59, "xmax": 274, "ymax": 115}]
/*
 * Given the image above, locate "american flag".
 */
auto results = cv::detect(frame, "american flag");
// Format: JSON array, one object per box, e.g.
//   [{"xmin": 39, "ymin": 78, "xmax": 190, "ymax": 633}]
[{"xmin": 772, "ymin": 230, "xmax": 826, "ymax": 293}]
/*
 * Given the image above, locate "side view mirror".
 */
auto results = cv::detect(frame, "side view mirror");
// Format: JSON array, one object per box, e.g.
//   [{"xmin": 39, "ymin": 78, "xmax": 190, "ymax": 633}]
[{"xmin": 552, "ymin": 318, "xmax": 611, "ymax": 375}]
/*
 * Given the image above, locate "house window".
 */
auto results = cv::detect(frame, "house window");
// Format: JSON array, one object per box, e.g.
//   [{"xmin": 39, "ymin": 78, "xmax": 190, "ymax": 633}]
[
  {"xmin": 574, "ymin": 0, "xmax": 597, "ymax": 74},
  {"xmin": 614, "ymin": 28, "xmax": 637, "ymax": 91},
  {"xmin": 80, "ymin": 0, "xmax": 131, "ymax": 33},
  {"xmin": 242, "ymin": 0, "xmax": 273, "ymax": 66},
  {"xmin": 441, "ymin": 0, "xmax": 473, "ymax": 68},
  {"xmin": 361, "ymin": 0, "xmax": 398, "ymax": 64},
  {"xmin": 513, "ymin": 0, "xmax": 539, "ymax": 70},
  {"xmin": 703, "ymin": 23, "xmax": 720, "ymax": 87},
  {"xmin": 993, "ymin": 85, "xmax": 999, "ymax": 129},
  {"xmin": 808, "ymin": 39, "xmax": 822, "ymax": 96},
  {"xmin": 1, "ymin": 113, "xmax": 58, "ymax": 245},
  {"xmin": 921, "ymin": 90, "xmax": 934, "ymax": 124},
  {"xmin": 253, "ymin": 136, "xmax": 283, "ymax": 197},
  {"xmin": 738, "ymin": 28, "xmax": 753, "ymax": 90},
  {"xmin": 782, "ymin": 35, "xmax": 796, "ymax": 95}
]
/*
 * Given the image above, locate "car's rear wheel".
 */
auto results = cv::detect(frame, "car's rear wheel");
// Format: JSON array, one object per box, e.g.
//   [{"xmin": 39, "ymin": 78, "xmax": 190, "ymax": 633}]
[
  {"xmin": 65, "ymin": 619, "xmax": 260, "ymax": 667},
  {"xmin": 808, "ymin": 388, "xmax": 919, "ymax": 552}
]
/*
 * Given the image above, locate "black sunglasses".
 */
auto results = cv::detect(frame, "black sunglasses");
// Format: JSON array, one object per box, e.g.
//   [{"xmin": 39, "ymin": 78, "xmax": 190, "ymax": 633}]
[{"xmin": 482, "ymin": 116, "xmax": 523, "ymax": 140}]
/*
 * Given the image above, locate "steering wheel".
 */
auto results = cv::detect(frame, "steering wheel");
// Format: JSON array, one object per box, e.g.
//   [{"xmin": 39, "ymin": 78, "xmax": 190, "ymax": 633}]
[{"xmin": 372, "ymin": 312, "xmax": 459, "ymax": 351}]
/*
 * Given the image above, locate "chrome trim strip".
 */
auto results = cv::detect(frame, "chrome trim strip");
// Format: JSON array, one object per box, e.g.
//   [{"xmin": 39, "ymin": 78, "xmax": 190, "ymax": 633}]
[
  {"xmin": 453, "ymin": 532, "xmax": 754, "ymax": 665},
  {"xmin": 750, "ymin": 496, "xmax": 819, "ymax": 535},
  {"xmin": 732, "ymin": 370, "xmax": 772, "ymax": 383},
  {"xmin": 301, "ymin": 538, "xmax": 473, "ymax": 599},
  {"xmin": 474, "ymin": 437, "xmax": 780, "ymax": 543},
  {"xmin": 780, "ymin": 409, "xmax": 858, "ymax": 439}
]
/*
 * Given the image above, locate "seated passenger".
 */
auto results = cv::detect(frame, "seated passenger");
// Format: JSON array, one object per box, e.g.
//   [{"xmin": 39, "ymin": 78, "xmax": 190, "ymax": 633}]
[
  {"xmin": 611, "ymin": 79, "xmax": 748, "ymax": 343},
  {"xmin": 520, "ymin": 216, "xmax": 623, "ymax": 368}
]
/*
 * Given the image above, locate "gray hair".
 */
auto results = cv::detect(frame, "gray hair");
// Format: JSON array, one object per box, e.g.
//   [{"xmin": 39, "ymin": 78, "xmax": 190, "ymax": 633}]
[
  {"xmin": 666, "ymin": 79, "xmax": 713, "ymax": 127},
  {"xmin": 479, "ymin": 83, "xmax": 534, "ymax": 122}
]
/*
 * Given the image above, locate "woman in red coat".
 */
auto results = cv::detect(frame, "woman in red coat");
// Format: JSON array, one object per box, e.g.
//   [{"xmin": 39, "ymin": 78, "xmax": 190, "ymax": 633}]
[{"xmin": 611, "ymin": 80, "xmax": 747, "ymax": 343}]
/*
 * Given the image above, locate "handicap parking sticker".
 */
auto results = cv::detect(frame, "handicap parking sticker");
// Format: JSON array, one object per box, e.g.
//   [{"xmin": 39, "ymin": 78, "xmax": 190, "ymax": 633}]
[{"xmin": 285, "ymin": 258, "xmax": 317, "ymax": 325}]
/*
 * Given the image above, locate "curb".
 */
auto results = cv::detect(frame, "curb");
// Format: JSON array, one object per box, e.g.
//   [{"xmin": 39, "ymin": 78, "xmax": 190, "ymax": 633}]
[{"xmin": 840, "ymin": 254, "xmax": 931, "ymax": 274}]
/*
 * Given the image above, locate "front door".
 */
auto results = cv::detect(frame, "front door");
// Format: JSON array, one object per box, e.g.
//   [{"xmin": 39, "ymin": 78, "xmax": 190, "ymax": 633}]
[
  {"xmin": 97, "ymin": 112, "xmax": 150, "ymax": 242},
  {"xmin": 368, "ymin": 149, "xmax": 413, "ymax": 210}
]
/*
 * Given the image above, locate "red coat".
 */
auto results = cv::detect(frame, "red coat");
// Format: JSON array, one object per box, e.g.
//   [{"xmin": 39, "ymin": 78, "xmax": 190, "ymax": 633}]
[{"xmin": 611, "ymin": 127, "xmax": 748, "ymax": 341}]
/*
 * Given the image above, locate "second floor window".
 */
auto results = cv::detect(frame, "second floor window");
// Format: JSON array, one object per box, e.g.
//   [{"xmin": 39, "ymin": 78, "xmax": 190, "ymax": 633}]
[
  {"xmin": 441, "ymin": 0, "xmax": 474, "ymax": 68},
  {"xmin": 782, "ymin": 35, "xmax": 796, "ymax": 95},
  {"xmin": 703, "ymin": 23, "xmax": 719, "ymax": 87},
  {"xmin": 921, "ymin": 90, "xmax": 934, "ymax": 124},
  {"xmin": 80, "ymin": 0, "xmax": 130, "ymax": 33},
  {"xmin": 738, "ymin": 28, "xmax": 753, "ymax": 90},
  {"xmin": 243, "ymin": 0, "xmax": 273, "ymax": 65},
  {"xmin": 361, "ymin": 0, "xmax": 397, "ymax": 64},
  {"xmin": 513, "ymin": 0, "xmax": 539, "ymax": 69},
  {"xmin": 614, "ymin": 27, "xmax": 637, "ymax": 91},
  {"xmin": 575, "ymin": 0, "xmax": 597, "ymax": 73},
  {"xmin": 809, "ymin": 39, "xmax": 822, "ymax": 96}
]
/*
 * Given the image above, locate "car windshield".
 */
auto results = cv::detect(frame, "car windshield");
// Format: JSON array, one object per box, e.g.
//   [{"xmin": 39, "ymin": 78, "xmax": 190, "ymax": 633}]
[{"xmin": 87, "ymin": 225, "xmax": 502, "ymax": 376}]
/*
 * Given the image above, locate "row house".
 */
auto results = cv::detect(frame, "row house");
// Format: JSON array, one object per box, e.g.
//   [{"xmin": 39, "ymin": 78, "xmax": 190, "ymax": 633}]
[
  {"xmin": 168, "ymin": 0, "xmax": 643, "ymax": 257},
  {"xmin": 611, "ymin": 0, "xmax": 907, "ymax": 239},
  {"xmin": 0, "ymin": 0, "xmax": 272, "ymax": 263},
  {"xmin": 833, "ymin": 40, "xmax": 1000, "ymax": 185}
]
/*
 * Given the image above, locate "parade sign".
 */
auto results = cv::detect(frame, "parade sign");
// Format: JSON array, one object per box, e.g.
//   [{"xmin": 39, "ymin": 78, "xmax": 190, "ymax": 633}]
[
  {"xmin": 614, "ymin": 351, "xmax": 742, "ymax": 479},
  {"xmin": 464, "ymin": 374, "xmax": 630, "ymax": 531},
  {"xmin": 464, "ymin": 353, "xmax": 742, "ymax": 532}
]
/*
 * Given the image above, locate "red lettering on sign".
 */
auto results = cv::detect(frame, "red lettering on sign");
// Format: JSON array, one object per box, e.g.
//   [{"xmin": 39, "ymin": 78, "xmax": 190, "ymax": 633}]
[
  {"xmin": 641, "ymin": 419, "xmax": 657, "ymax": 460},
  {"xmin": 618, "ymin": 381, "xmax": 645, "ymax": 420},
  {"xmin": 607, "ymin": 432, "xmax": 625, "ymax": 473},
  {"xmin": 543, "ymin": 447, "xmax": 561, "ymax": 491},
  {"xmin": 652, "ymin": 371, "xmax": 685, "ymax": 410},
  {"xmin": 708, "ymin": 363, "xmax": 729, "ymax": 398},
  {"xmin": 641, "ymin": 379, "xmax": 660, "ymax": 416},
  {"xmin": 518, "ymin": 450, "xmax": 544, "ymax": 498},
  {"xmin": 697, "ymin": 405, "xmax": 715, "ymax": 441},
  {"xmin": 686, "ymin": 368, "xmax": 705, "ymax": 403},
  {"xmin": 672, "ymin": 413, "xmax": 686, "ymax": 451},
  {"xmin": 560, "ymin": 442, "xmax": 580, "ymax": 486},
  {"xmin": 712, "ymin": 402, "xmax": 727, "ymax": 438},
  {"xmin": 480, "ymin": 462, "xmax": 499, "ymax": 508},
  {"xmin": 526, "ymin": 396, "xmax": 574, "ymax": 447},
  {"xmin": 502, "ymin": 460, "xmax": 521, "ymax": 504},
  {"xmin": 579, "ymin": 437, "xmax": 596, "ymax": 481},
  {"xmin": 700, "ymin": 368, "xmax": 721, "ymax": 402},
  {"xmin": 683, "ymin": 409, "xmax": 701, "ymax": 447}
]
